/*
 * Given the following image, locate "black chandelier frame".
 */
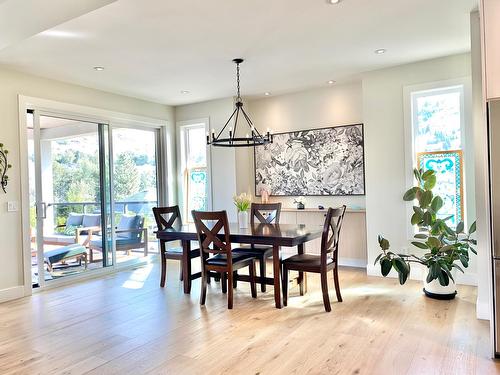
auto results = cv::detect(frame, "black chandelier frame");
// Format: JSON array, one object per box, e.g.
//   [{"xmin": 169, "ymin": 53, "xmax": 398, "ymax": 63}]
[{"xmin": 207, "ymin": 58, "xmax": 273, "ymax": 147}]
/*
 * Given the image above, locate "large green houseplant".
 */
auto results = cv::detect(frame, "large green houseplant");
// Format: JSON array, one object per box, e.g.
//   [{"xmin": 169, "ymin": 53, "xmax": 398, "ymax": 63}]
[{"xmin": 375, "ymin": 168, "xmax": 476, "ymax": 298}]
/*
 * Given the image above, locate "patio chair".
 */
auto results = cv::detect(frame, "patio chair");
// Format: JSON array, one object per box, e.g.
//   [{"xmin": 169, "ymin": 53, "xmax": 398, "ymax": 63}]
[
  {"xmin": 44, "ymin": 243, "xmax": 88, "ymax": 272},
  {"xmin": 88, "ymin": 214, "xmax": 148, "ymax": 262},
  {"xmin": 43, "ymin": 213, "xmax": 101, "ymax": 246}
]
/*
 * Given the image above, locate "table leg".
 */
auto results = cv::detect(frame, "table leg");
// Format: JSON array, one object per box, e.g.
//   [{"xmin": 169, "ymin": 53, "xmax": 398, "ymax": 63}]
[
  {"xmin": 298, "ymin": 243, "xmax": 306, "ymax": 295},
  {"xmin": 273, "ymin": 243, "xmax": 282, "ymax": 309},
  {"xmin": 182, "ymin": 240, "xmax": 192, "ymax": 294}
]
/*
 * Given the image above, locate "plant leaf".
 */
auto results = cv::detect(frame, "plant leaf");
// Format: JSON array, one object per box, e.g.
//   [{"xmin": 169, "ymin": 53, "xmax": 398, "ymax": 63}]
[
  {"xmin": 456, "ymin": 221, "xmax": 464, "ymax": 234},
  {"xmin": 381, "ymin": 259, "xmax": 392, "ymax": 277},
  {"xmin": 403, "ymin": 187, "xmax": 418, "ymax": 201},
  {"xmin": 469, "ymin": 221, "xmax": 476, "ymax": 234},
  {"xmin": 430, "ymin": 196, "xmax": 443, "ymax": 212},
  {"xmin": 411, "ymin": 212, "xmax": 422, "ymax": 225},
  {"xmin": 422, "ymin": 169, "xmax": 434, "ymax": 180},
  {"xmin": 411, "ymin": 241, "xmax": 429, "ymax": 249},
  {"xmin": 424, "ymin": 175, "xmax": 437, "ymax": 190},
  {"xmin": 378, "ymin": 235, "xmax": 390, "ymax": 250},
  {"xmin": 438, "ymin": 270, "xmax": 450, "ymax": 286},
  {"xmin": 427, "ymin": 236, "xmax": 441, "ymax": 249}
]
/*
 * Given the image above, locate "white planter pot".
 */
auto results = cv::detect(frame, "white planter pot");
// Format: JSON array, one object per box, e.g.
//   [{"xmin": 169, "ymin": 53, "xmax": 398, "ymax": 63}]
[
  {"xmin": 423, "ymin": 269, "xmax": 457, "ymax": 300},
  {"xmin": 238, "ymin": 211, "xmax": 249, "ymax": 229}
]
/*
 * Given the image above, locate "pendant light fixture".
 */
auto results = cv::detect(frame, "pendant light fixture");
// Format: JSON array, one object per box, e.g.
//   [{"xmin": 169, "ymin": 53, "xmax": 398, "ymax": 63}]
[{"xmin": 207, "ymin": 58, "xmax": 273, "ymax": 147}]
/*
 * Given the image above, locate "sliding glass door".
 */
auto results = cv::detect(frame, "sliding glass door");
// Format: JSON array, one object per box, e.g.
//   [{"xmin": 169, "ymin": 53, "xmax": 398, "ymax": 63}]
[
  {"xmin": 28, "ymin": 111, "xmax": 111, "ymax": 287},
  {"xmin": 111, "ymin": 127, "xmax": 160, "ymax": 263},
  {"xmin": 26, "ymin": 110, "xmax": 163, "ymax": 288}
]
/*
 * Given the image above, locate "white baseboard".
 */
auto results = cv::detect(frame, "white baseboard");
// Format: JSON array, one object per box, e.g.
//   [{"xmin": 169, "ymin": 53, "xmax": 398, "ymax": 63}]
[
  {"xmin": 338, "ymin": 258, "xmax": 366, "ymax": 268},
  {"xmin": 367, "ymin": 263, "xmax": 477, "ymax": 286},
  {"xmin": 0, "ymin": 286, "xmax": 25, "ymax": 304},
  {"xmin": 476, "ymin": 299, "xmax": 492, "ymax": 321}
]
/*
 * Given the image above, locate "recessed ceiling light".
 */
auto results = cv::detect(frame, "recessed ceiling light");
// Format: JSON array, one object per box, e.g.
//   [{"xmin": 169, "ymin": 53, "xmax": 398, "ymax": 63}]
[
  {"xmin": 374, "ymin": 48, "xmax": 387, "ymax": 55},
  {"xmin": 327, "ymin": 80, "xmax": 336, "ymax": 85},
  {"xmin": 327, "ymin": 0, "xmax": 341, "ymax": 4},
  {"xmin": 93, "ymin": 66, "xmax": 104, "ymax": 71},
  {"xmin": 264, "ymin": 92, "xmax": 271, "ymax": 96},
  {"xmin": 180, "ymin": 90, "xmax": 190, "ymax": 94}
]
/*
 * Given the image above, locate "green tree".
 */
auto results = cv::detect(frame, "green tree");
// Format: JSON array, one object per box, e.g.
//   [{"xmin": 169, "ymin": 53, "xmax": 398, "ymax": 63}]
[{"xmin": 114, "ymin": 152, "xmax": 140, "ymax": 200}]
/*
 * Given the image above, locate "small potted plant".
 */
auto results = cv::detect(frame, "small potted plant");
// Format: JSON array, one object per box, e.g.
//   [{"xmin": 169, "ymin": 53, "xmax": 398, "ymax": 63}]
[
  {"xmin": 293, "ymin": 196, "xmax": 306, "ymax": 210},
  {"xmin": 375, "ymin": 168, "xmax": 476, "ymax": 299},
  {"xmin": 234, "ymin": 193, "xmax": 252, "ymax": 229}
]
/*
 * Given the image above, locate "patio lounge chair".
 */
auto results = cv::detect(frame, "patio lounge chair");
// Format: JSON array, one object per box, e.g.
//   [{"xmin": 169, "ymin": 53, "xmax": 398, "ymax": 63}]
[
  {"xmin": 43, "ymin": 213, "xmax": 101, "ymax": 246},
  {"xmin": 88, "ymin": 214, "xmax": 148, "ymax": 262},
  {"xmin": 44, "ymin": 243, "xmax": 88, "ymax": 272}
]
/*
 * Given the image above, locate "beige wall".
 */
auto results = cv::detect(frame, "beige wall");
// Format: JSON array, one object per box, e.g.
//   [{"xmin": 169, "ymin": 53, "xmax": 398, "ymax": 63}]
[
  {"xmin": 0, "ymin": 66, "xmax": 174, "ymax": 300},
  {"xmin": 362, "ymin": 53, "xmax": 475, "ymax": 283},
  {"xmin": 240, "ymin": 82, "xmax": 365, "ymax": 210}
]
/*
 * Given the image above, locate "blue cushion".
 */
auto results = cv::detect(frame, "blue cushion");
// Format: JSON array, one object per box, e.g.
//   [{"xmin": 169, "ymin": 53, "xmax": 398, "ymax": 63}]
[
  {"xmin": 90, "ymin": 236, "xmax": 141, "ymax": 249},
  {"xmin": 66, "ymin": 213, "xmax": 83, "ymax": 227},
  {"xmin": 44, "ymin": 244, "xmax": 86, "ymax": 264},
  {"xmin": 82, "ymin": 214, "xmax": 101, "ymax": 228},
  {"xmin": 117, "ymin": 215, "xmax": 141, "ymax": 239}
]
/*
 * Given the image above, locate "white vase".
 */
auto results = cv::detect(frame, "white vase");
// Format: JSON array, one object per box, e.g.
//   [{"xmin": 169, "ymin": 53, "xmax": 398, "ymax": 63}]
[
  {"xmin": 423, "ymin": 269, "xmax": 457, "ymax": 299},
  {"xmin": 238, "ymin": 211, "xmax": 249, "ymax": 229}
]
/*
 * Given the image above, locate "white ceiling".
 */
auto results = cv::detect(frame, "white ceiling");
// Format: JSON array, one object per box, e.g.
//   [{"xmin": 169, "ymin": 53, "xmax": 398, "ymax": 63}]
[{"xmin": 0, "ymin": 0, "xmax": 477, "ymax": 106}]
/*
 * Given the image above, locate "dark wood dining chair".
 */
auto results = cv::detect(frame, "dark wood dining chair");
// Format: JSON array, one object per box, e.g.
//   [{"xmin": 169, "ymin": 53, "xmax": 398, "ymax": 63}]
[
  {"xmin": 192, "ymin": 210, "xmax": 257, "ymax": 309},
  {"xmin": 281, "ymin": 205, "xmax": 346, "ymax": 312},
  {"xmin": 232, "ymin": 202, "xmax": 282, "ymax": 292},
  {"xmin": 153, "ymin": 206, "xmax": 200, "ymax": 287}
]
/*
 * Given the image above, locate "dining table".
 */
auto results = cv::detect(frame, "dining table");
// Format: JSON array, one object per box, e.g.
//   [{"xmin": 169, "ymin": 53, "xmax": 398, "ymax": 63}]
[{"xmin": 156, "ymin": 222, "xmax": 324, "ymax": 308}]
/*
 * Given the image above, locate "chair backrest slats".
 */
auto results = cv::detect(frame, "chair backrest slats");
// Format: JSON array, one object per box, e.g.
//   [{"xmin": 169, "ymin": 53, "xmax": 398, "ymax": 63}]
[
  {"xmin": 192, "ymin": 210, "xmax": 232, "ymax": 257},
  {"xmin": 250, "ymin": 203, "xmax": 282, "ymax": 225},
  {"xmin": 321, "ymin": 206, "xmax": 347, "ymax": 266},
  {"xmin": 152, "ymin": 206, "xmax": 181, "ymax": 231}
]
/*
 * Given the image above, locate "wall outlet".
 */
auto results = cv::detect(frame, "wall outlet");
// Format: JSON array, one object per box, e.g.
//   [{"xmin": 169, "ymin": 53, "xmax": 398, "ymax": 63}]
[{"xmin": 7, "ymin": 201, "xmax": 18, "ymax": 212}]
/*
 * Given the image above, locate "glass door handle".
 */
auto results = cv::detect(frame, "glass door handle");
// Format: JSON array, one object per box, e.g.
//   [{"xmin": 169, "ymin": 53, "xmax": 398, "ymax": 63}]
[{"xmin": 36, "ymin": 202, "xmax": 47, "ymax": 219}]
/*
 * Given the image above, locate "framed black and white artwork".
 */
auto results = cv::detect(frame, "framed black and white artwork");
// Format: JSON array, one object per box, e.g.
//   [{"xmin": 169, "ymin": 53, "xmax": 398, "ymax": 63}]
[{"xmin": 254, "ymin": 124, "xmax": 365, "ymax": 196}]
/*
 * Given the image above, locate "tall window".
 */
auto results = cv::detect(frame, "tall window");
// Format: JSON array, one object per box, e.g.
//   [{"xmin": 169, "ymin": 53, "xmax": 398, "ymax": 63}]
[
  {"xmin": 180, "ymin": 123, "xmax": 209, "ymax": 220},
  {"xmin": 411, "ymin": 85, "xmax": 465, "ymax": 228}
]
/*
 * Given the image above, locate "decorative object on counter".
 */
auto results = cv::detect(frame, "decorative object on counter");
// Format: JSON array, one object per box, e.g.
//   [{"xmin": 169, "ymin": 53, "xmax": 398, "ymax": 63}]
[
  {"xmin": 293, "ymin": 196, "xmax": 306, "ymax": 210},
  {"xmin": 0, "ymin": 143, "xmax": 12, "ymax": 193},
  {"xmin": 207, "ymin": 58, "xmax": 273, "ymax": 148},
  {"xmin": 417, "ymin": 150, "xmax": 463, "ymax": 228},
  {"xmin": 254, "ymin": 124, "xmax": 365, "ymax": 196},
  {"xmin": 234, "ymin": 192, "xmax": 252, "ymax": 229},
  {"xmin": 260, "ymin": 187, "xmax": 270, "ymax": 204},
  {"xmin": 375, "ymin": 168, "xmax": 476, "ymax": 300}
]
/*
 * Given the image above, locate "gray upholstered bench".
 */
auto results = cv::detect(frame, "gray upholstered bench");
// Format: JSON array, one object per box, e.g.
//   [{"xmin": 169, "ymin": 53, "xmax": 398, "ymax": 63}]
[{"xmin": 44, "ymin": 244, "xmax": 88, "ymax": 271}]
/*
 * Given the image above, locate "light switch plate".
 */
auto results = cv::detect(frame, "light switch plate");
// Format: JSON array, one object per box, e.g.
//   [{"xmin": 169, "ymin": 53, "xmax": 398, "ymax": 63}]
[{"xmin": 7, "ymin": 201, "xmax": 18, "ymax": 212}]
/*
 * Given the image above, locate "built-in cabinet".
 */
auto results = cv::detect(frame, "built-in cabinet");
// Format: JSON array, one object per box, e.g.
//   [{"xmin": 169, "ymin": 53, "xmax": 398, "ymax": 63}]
[
  {"xmin": 481, "ymin": 0, "xmax": 500, "ymax": 100},
  {"xmin": 280, "ymin": 208, "xmax": 367, "ymax": 268}
]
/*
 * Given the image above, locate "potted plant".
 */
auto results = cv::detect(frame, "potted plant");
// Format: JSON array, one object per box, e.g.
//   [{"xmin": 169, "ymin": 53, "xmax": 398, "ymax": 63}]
[
  {"xmin": 234, "ymin": 193, "xmax": 252, "ymax": 229},
  {"xmin": 293, "ymin": 196, "xmax": 306, "ymax": 210},
  {"xmin": 375, "ymin": 168, "xmax": 476, "ymax": 299}
]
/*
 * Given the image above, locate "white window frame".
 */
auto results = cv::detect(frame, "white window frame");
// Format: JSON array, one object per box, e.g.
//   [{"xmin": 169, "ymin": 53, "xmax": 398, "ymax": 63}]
[
  {"xmin": 177, "ymin": 118, "xmax": 212, "ymax": 221},
  {"xmin": 403, "ymin": 77, "xmax": 472, "ymax": 240}
]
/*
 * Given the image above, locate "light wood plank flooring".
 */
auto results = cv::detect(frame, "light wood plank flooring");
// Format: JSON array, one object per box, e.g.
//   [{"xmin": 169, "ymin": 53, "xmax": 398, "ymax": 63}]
[{"xmin": 0, "ymin": 262, "xmax": 498, "ymax": 375}]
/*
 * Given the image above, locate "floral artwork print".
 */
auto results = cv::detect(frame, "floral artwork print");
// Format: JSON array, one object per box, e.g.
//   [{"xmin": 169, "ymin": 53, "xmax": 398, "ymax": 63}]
[{"xmin": 254, "ymin": 124, "xmax": 365, "ymax": 196}]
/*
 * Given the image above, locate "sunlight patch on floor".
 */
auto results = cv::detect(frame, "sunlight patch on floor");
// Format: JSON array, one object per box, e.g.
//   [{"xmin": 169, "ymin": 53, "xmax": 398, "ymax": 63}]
[{"xmin": 121, "ymin": 264, "xmax": 154, "ymax": 289}]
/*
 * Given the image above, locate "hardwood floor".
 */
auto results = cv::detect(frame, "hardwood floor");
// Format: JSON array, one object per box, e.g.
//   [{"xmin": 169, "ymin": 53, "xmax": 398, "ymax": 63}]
[{"xmin": 0, "ymin": 262, "xmax": 498, "ymax": 374}]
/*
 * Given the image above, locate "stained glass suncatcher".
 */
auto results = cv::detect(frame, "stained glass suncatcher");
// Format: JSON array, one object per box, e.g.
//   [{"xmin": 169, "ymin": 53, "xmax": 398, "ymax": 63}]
[
  {"xmin": 417, "ymin": 150, "xmax": 463, "ymax": 227},
  {"xmin": 187, "ymin": 168, "xmax": 208, "ymax": 213}
]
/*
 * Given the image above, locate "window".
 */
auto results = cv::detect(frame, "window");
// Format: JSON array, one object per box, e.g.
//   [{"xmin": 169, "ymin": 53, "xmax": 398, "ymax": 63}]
[
  {"xmin": 410, "ymin": 85, "xmax": 465, "ymax": 228},
  {"xmin": 180, "ymin": 123, "xmax": 209, "ymax": 220}
]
